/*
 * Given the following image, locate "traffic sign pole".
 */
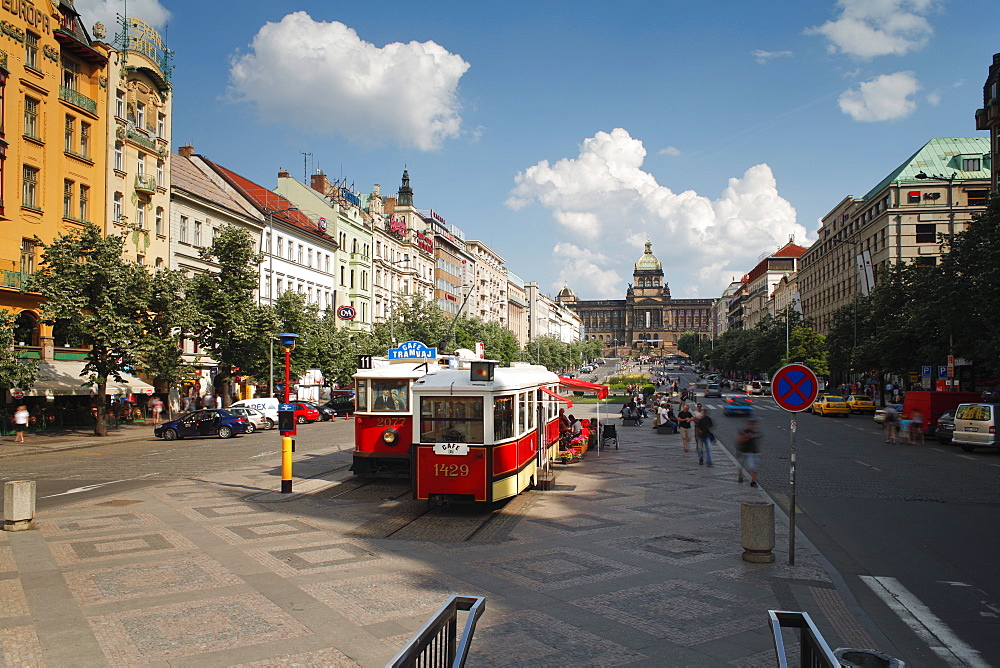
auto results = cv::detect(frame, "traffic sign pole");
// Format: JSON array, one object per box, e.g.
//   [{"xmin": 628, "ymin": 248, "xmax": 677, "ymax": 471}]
[{"xmin": 770, "ymin": 363, "xmax": 820, "ymax": 565}]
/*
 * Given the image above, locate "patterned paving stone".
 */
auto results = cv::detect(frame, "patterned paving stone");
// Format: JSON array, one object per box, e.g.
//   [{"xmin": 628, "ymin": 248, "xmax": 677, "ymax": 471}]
[
  {"xmin": 634, "ymin": 480, "xmax": 709, "ymax": 492},
  {"xmin": 151, "ymin": 488, "xmax": 237, "ymax": 503},
  {"xmin": 0, "ymin": 578, "xmax": 29, "ymax": 619},
  {"xmin": 0, "ymin": 546, "xmax": 15, "ymax": 573},
  {"xmin": 64, "ymin": 555, "xmax": 244, "ymax": 605},
  {"xmin": 38, "ymin": 512, "xmax": 162, "ymax": 537},
  {"xmin": 471, "ymin": 547, "xmax": 644, "ymax": 592},
  {"xmin": 620, "ymin": 500, "xmax": 729, "ymax": 521},
  {"xmin": 554, "ymin": 489, "xmax": 632, "ymax": 502},
  {"xmin": 572, "ymin": 579, "xmax": 763, "ymax": 646},
  {"xmin": 0, "ymin": 626, "xmax": 46, "ymax": 667},
  {"xmin": 176, "ymin": 502, "xmax": 274, "ymax": 521},
  {"xmin": 603, "ymin": 533, "xmax": 734, "ymax": 565},
  {"xmin": 205, "ymin": 518, "xmax": 324, "ymax": 544},
  {"xmin": 528, "ymin": 513, "xmax": 627, "ymax": 535},
  {"xmin": 247, "ymin": 541, "xmax": 383, "ymax": 576},
  {"xmin": 709, "ymin": 564, "xmax": 832, "ymax": 586},
  {"xmin": 48, "ymin": 530, "xmax": 200, "ymax": 566},
  {"xmin": 467, "ymin": 609, "xmax": 647, "ymax": 667},
  {"xmin": 230, "ymin": 646, "xmax": 360, "ymax": 667},
  {"xmin": 88, "ymin": 593, "xmax": 312, "ymax": 666},
  {"xmin": 301, "ymin": 569, "xmax": 476, "ymax": 625}
]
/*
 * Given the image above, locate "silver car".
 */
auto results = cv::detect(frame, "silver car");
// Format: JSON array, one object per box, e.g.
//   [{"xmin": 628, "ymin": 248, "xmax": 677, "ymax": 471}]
[{"xmin": 226, "ymin": 407, "xmax": 271, "ymax": 433}]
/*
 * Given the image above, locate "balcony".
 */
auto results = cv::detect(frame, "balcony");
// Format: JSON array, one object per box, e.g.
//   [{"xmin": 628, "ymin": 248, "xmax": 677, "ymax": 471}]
[
  {"xmin": 59, "ymin": 85, "xmax": 97, "ymax": 114},
  {"xmin": 0, "ymin": 269, "xmax": 28, "ymax": 290},
  {"xmin": 135, "ymin": 173, "xmax": 157, "ymax": 195}
]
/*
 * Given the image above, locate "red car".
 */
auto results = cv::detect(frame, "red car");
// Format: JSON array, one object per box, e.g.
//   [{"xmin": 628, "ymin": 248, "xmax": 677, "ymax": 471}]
[{"xmin": 290, "ymin": 402, "xmax": 321, "ymax": 423}]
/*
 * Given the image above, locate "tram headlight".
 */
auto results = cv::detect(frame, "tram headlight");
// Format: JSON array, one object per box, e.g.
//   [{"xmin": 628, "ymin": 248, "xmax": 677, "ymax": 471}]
[{"xmin": 381, "ymin": 428, "xmax": 400, "ymax": 446}]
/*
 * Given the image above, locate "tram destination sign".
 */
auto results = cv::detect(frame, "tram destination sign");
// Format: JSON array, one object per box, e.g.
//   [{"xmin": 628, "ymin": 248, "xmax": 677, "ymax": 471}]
[
  {"xmin": 388, "ymin": 340, "xmax": 437, "ymax": 360},
  {"xmin": 433, "ymin": 443, "xmax": 469, "ymax": 456},
  {"xmin": 771, "ymin": 363, "xmax": 819, "ymax": 413}
]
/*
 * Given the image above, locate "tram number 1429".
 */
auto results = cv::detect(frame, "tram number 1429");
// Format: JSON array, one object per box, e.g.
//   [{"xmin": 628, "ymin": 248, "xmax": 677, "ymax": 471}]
[{"xmin": 434, "ymin": 463, "xmax": 470, "ymax": 477}]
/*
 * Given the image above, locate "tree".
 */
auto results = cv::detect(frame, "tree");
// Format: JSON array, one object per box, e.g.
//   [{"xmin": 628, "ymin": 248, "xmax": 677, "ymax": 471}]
[
  {"xmin": 30, "ymin": 223, "xmax": 152, "ymax": 436},
  {"xmin": 783, "ymin": 326, "xmax": 828, "ymax": 375},
  {"xmin": 135, "ymin": 269, "xmax": 196, "ymax": 409},
  {"xmin": 189, "ymin": 226, "xmax": 274, "ymax": 405},
  {"xmin": 0, "ymin": 311, "xmax": 38, "ymax": 398}
]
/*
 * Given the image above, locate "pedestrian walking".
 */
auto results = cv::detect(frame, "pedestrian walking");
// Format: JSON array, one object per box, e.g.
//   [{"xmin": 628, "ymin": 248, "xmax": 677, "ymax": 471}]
[
  {"xmin": 695, "ymin": 405, "xmax": 715, "ymax": 466},
  {"xmin": 884, "ymin": 404, "xmax": 899, "ymax": 444},
  {"xmin": 13, "ymin": 405, "xmax": 29, "ymax": 442},
  {"xmin": 677, "ymin": 403, "xmax": 693, "ymax": 452},
  {"xmin": 736, "ymin": 418, "xmax": 761, "ymax": 487},
  {"xmin": 910, "ymin": 409, "xmax": 925, "ymax": 445},
  {"xmin": 148, "ymin": 395, "xmax": 164, "ymax": 425}
]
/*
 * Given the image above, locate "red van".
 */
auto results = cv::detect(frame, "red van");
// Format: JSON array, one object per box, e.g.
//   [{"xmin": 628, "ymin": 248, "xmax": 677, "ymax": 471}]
[{"xmin": 901, "ymin": 391, "xmax": 982, "ymax": 434}]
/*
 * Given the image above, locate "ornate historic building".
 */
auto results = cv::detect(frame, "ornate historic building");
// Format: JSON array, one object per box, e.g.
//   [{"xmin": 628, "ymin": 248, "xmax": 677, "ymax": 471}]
[{"xmin": 557, "ymin": 242, "xmax": 714, "ymax": 356}]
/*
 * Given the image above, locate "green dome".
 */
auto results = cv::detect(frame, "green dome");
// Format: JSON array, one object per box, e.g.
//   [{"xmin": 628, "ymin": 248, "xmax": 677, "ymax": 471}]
[{"xmin": 635, "ymin": 240, "xmax": 662, "ymax": 272}]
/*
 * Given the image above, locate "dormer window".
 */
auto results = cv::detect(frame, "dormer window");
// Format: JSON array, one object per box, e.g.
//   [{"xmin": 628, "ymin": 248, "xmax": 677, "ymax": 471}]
[{"xmin": 962, "ymin": 157, "xmax": 981, "ymax": 171}]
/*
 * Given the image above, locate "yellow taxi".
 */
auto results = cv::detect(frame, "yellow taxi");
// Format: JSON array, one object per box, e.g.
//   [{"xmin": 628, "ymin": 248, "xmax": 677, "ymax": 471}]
[
  {"xmin": 846, "ymin": 394, "xmax": 875, "ymax": 415},
  {"xmin": 811, "ymin": 395, "xmax": 850, "ymax": 417}
]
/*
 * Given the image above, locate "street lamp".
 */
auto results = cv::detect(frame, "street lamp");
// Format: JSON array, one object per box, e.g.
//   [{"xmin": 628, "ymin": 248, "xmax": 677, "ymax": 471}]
[
  {"xmin": 264, "ymin": 206, "xmax": 298, "ymax": 398},
  {"xmin": 915, "ymin": 171, "xmax": 958, "ymax": 240}
]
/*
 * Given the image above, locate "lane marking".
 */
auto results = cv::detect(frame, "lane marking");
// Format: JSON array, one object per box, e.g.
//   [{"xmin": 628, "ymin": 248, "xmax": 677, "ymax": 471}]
[
  {"xmin": 958, "ymin": 455, "xmax": 977, "ymax": 461},
  {"xmin": 39, "ymin": 473, "xmax": 159, "ymax": 499},
  {"xmin": 861, "ymin": 575, "xmax": 983, "ymax": 666},
  {"xmin": 807, "ymin": 439, "xmax": 822, "ymax": 446},
  {"xmin": 854, "ymin": 460, "xmax": 881, "ymax": 472}
]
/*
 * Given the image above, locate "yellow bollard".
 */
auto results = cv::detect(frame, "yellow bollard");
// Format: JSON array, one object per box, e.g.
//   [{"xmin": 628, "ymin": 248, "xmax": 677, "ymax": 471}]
[{"xmin": 281, "ymin": 436, "xmax": 293, "ymax": 493}]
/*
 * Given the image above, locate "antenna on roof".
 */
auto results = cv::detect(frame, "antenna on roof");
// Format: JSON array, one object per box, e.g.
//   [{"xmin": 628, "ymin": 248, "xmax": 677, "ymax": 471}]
[{"xmin": 301, "ymin": 152, "xmax": 312, "ymax": 182}]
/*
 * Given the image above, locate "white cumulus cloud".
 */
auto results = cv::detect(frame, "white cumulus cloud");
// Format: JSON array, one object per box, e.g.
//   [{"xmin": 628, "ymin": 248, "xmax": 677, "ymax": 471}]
[
  {"xmin": 508, "ymin": 129, "xmax": 807, "ymax": 298},
  {"xmin": 839, "ymin": 71, "xmax": 920, "ymax": 121},
  {"xmin": 658, "ymin": 146, "xmax": 682, "ymax": 156},
  {"xmin": 752, "ymin": 49, "xmax": 793, "ymax": 64},
  {"xmin": 75, "ymin": 0, "xmax": 171, "ymax": 34},
  {"xmin": 228, "ymin": 12, "xmax": 470, "ymax": 151},
  {"xmin": 806, "ymin": 0, "xmax": 939, "ymax": 59}
]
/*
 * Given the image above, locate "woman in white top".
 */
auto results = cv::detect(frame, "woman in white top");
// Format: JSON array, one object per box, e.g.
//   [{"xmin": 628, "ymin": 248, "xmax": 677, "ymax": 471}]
[{"xmin": 13, "ymin": 405, "xmax": 29, "ymax": 442}]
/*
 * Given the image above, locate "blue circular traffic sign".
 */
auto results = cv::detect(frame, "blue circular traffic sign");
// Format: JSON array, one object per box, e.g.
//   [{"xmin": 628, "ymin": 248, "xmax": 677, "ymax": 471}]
[{"xmin": 771, "ymin": 364, "xmax": 819, "ymax": 412}]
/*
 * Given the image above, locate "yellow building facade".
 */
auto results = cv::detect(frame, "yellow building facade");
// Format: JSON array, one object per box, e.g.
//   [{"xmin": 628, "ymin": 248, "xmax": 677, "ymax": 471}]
[{"xmin": 0, "ymin": 0, "xmax": 109, "ymax": 358}]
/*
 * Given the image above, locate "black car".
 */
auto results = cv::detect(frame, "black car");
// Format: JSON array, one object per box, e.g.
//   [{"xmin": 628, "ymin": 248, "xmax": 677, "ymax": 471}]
[
  {"xmin": 935, "ymin": 410, "xmax": 956, "ymax": 444},
  {"xmin": 325, "ymin": 394, "xmax": 356, "ymax": 417},
  {"xmin": 153, "ymin": 409, "xmax": 251, "ymax": 440},
  {"xmin": 296, "ymin": 400, "xmax": 336, "ymax": 422}
]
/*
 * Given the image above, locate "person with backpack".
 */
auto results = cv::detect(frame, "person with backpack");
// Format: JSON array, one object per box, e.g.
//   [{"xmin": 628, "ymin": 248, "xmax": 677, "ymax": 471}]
[{"xmin": 736, "ymin": 418, "xmax": 761, "ymax": 487}]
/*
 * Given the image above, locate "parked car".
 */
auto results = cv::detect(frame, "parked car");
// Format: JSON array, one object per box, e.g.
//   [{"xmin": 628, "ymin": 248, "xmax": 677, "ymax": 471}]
[
  {"xmin": 846, "ymin": 395, "xmax": 876, "ymax": 415},
  {"xmin": 704, "ymin": 383, "xmax": 722, "ymax": 398},
  {"xmin": 230, "ymin": 398, "xmax": 279, "ymax": 427},
  {"xmin": 226, "ymin": 406, "xmax": 271, "ymax": 433},
  {"xmin": 743, "ymin": 381, "xmax": 763, "ymax": 395},
  {"xmin": 325, "ymin": 394, "xmax": 356, "ymax": 417},
  {"xmin": 934, "ymin": 410, "xmax": 956, "ymax": 444},
  {"xmin": 723, "ymin": 395, "xmax": 754, "ymax": 417},
  {"xmin": 296, "ymin": 400, "xmax": 336, "ymax": 422},
  {"xmin": 289, "ymin": 402, "xmax": 321, "ymax": 423},
  {"xmin": 874, "ymin": 404, "xmax": 903, "ymax": 424},
  {"xmin": 812, "ymin": 395, "xmax": 850, "ymax": 417},
  {"xmin": 154, "ymin": 409, "xmax": 250, "ymax": 440},
  {"xmin": 952, "ymin": 399, "xmax": 1000, "ymax": 452}
]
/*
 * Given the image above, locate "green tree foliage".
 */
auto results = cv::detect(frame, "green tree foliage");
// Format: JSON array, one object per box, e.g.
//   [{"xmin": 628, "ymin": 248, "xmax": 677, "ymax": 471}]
[
  {"xmin": 136, "ymin": 269, "xmax": 195, "ymax": 399},
  {"xmin": 677, "ymin": 332, "xmax": 708, "ymax": 362},
  {"xmin": 454, "ymin": 316, "xmax": 520, "ymax": 364},
  {"xmin": 189, "ymin": 225, "xmax": 275, "ymax": 404},
  {"xmin": 30, "ymin": 223, "xmax": 152, "ymax": 436},
  {"xmin": 273, "ymin": 290, "xmax": 324, "ymax": 378},
  {"xmin": 0, "ymin": 311, "xmax": 38, "ymax": 396},
  {"xmin": 783, "ymin": 326, "xmax": 828, "ymax": 374}
]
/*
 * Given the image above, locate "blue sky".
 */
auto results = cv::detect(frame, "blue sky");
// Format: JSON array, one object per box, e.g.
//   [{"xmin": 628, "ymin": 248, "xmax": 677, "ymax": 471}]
[{"xmin": 79, "ymin": 0, "xmax": 999, "ymax": 300}]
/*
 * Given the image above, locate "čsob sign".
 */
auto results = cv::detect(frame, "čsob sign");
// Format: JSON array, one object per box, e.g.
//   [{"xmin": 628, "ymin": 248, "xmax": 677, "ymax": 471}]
[{"xmin": 389, "ymin": 340, "xmax": 437, "ymax": 360}]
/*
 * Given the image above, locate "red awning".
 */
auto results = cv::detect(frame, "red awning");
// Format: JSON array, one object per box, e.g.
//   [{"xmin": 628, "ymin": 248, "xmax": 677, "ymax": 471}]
[
  {"xmin": 540, "ymin": 386, "xmax": 572, "ymax": 408},
  {"xmin": 558, "ymin": 376, "xmax": 610, "ymax": 400}
]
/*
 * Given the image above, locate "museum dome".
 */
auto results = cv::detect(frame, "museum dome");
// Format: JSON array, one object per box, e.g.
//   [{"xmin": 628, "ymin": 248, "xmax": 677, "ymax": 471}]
[
  {"xmin": 634, "ymin": 240, "xmax": 662, "ymax": 272},
  {"xmin": 556, "ymin": 284, "xmax": 576, "ymax": 301}
]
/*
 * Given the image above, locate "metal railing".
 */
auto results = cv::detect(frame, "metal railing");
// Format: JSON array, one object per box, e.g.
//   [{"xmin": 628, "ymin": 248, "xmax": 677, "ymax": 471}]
[
  {"xmin": 59, "ymin": 86, "xmax": 97, "ymax": 114},
  {"xmin": 387, "ymin": 595, "xmax": 486, "ymax": 668},
  {"xmin": 768, "ymin": 610, "xmax": 839, "ymax": 668}
]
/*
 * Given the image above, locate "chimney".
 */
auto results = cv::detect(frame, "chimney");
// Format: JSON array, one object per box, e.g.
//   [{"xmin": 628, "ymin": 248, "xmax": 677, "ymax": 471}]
[
  {"xmin": 178, "ymin": 143, "xmax": 194, "ymax": 158},
  {"xmin": 277, "ymin": 169, "xmax": 290, "ymax": 179},
  {"xmin": 311, "ymin": 172, "xmax": 332, "ymax": 194}
]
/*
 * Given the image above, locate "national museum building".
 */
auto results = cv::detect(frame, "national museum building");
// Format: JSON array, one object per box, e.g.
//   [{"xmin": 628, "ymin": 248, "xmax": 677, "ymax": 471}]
[{"xmin": 556, "ymin": 241, "xmax": 714, "ymax": 356}]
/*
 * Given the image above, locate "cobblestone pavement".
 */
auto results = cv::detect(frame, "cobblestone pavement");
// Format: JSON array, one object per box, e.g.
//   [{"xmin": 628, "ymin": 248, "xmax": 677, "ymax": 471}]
[{"xmin": 0, "ymin": 406, "xmax": 895, "ymax": 667}]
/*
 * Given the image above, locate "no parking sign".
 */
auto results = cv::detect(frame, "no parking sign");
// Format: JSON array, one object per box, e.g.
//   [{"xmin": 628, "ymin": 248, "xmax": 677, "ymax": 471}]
[{"xmin": 771, "ymin": 363, "xmax": 819, "ymax": 413}]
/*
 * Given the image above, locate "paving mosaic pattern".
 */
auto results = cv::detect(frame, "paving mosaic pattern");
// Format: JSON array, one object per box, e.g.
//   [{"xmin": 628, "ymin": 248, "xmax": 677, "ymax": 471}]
[
  {"xmin": 345, "ymin": 501, "xmax": 429, "ymax": 539},
  {"xmin": 88, "ymin": 593, "xmax": 312, "ymax": 666},
  {"xmin": 0, "ymin": 546, "xmax": 14, "ymax": 573},
  {"xmin": 48, "ymin": 530, "xmax": 200, "ymax": 566},
  {"xmin": 0, "ymin": 626, "xmax": 46, "ymax": 667},
  {"xmin": 471, "ymin": 547, "xmax": 644, "ymax": 592},
  {"xmin": 554, "ymin": 489, "xmax": 632, "ymax": 502},
  {"xmin": 572, "ymin": 579, "xmax": 763, "ymax": 646},
  {"xmin": 603, "ymin": 533, "xmax": 735, "ymax": 566},
  {"xmin": 0, "ymin": 578, "xmax": 29, "ymax": 619},
  {"xmin": 231, "ymin": 646, "xmax": 360, "ymax": 667},
  {"xmin": 247, "ymin": 540, "xmax": 384, "ymax": 576},
  {"xmin": 205, "ymin": 517, "xmax": 326, "ymax": 545},
  {"xmin": 467, "ymin": 609, "xmax": 647, "ymax": 667},
  {"xmin": 64, "ymin": 555, "xmax": 244, "ymax": 605},
  {"xmin": 619, "ymin": 500, "xmax": 731, "ymax": 521},
  {"xmin": 301, "ymin": 569, "xmax": 477, "ymax": 625},
  {"xmin": 175, "ymin": 501, "xmax": 275, "ymax": 521},
  {"xmin": 528, "ymin": 513, "xmax": 627, "ymax": 535},
  {"xmin": 37, "ymin": 511, "xmax": 162, "ymax": 537},
  {"xmin": 709, "ymin": 564, "xmax": 833, "ymax": 586}
]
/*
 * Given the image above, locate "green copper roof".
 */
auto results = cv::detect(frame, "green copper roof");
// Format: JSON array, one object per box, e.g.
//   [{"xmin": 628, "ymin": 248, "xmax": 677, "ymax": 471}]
[
  {"xmin": 862, "ymin": 137, "xmax": 991, "ymax": 201},
  {"xmin": 635, "ymin": 240, "xmax": 662, "ymax": 272}
]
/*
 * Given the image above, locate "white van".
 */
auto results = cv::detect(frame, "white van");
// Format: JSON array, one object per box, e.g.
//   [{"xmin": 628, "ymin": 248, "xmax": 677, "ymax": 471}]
[
  {"xmin": 230, "ymin": 398, "xmax": 279, "ymax": 428},
  {"xmin": 952, "ymin": 401, "xmax": 999, "ymax": 452}
]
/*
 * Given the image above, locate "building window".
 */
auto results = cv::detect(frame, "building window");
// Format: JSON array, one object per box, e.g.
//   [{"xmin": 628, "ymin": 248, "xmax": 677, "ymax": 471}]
[
  {"xmin": 155, "ymin": 207, "xmax": 163, "ymax": 235},
  {"xmin": 156, "ymin": 159, "xmax": 164, "ymax": 187},
  {"xmin": 276, "ymin": 236, "xmax": 283, "ymax": 256},
  {"xmin": 340, "ymin": 266, "xmax": 345, "ymax": 286},
  {"xmin": 136, "ymin": 203, "xmax": 145, "ymax": 230},
  {"xmin": 113, "ymin": 191, "xmax": 123, "ymax": 221},
  {"xmin": 61, "ymin": 57, "xmax": 79, "ymax": 91},
  {"xmin": 325, "ymin": 254, "xmax": 330, "ymax": 272},
  {"xmin": 967, "ymin": 190, "xmax": 989, "ymax": 206},
  {"xmin": 64, "ymin": 115, "xmax": 75, "ymax": 152},
  {"xmin": 80, "ymin": 122, "xmax": 90, "ymax": 158},
  {"xmin": 24, "ymin": 97, "xmax": 39, "ymax": 139},
  {"xmin": 157, "ymin": 113, "xmax": 165, "ymax": 138},
  {"xmin": 136, "ymin": 102, "xmax": 145, "ymax": 130},
  {"xmin": 914, "ymin": 256, "xmax": 936, "ymax": 267},
  {"xmin": 962, "ymin": 158, "xmax": 981, "ymax": 172},
  {"xmin": 79, "ymin": 185, "xmax": 89, "ymax": 221},
  {"xmin": 194, "ymin": 220, "xmax": 202, "ymax": 246},
  {"xmin": 63, "ymin": 179, "xmax": 74, "ymax": 217},
  {"xmin": 136, "ymin": 151, "xmax": 145, "ymax": 174},
  {"xmin": 20, "ymin": 239, "xmax": 35, "ymax": 274},
  {"xmin": 297, "ymin": 244, "xmax": 303, "ymax": 264},
  {"xmin": 179, "ymin": 215, "xmax": 188, "ymax": 242},
  {"xmin": 350, "ymin": 270, "xmax": 355, "ymax": 289},
  {"xmin": 277, "ymin": 279, "xmax": 283, "ymax": 294},
  {"xmin": 22, "ymin": 165, "xmax": 39, "ymax": 209},
  {"xmin": 307, "ymin": 248, "xmax": 313, "ymax": 267},
  {"xmin": 915, "ymin": 223, "xmax": 936, "ymax": 244},
  {"xmin": 25, "ymin": 32, "xmax": 38, "ymax": 70},
  {"xmin": 115, "ymin": 89, "xmax": 125, "ymax": 118}
]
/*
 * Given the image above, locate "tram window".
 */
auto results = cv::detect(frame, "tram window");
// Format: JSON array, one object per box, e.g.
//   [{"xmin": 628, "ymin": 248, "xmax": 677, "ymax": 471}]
[
  {"xmin": 356, "ymin": 381, "xmax": 368, "ymax": 412},
  {"xmin": 419, "ymin": 397, "xmax": 484, "ymax": 443},
  {"xmin": 519, "ymin": 392, "xmax": 529, "ymax": 435},
  {"xmin": 372, "ymin": 380, "xmax": 408, "ymax": 411},
  {"xmin": 494, "ymin": 396, "xmax": 514, "ymax": 441},
  {"xmin": 527, "ymin": 391, "xmax": 536, "ymax": 430}
]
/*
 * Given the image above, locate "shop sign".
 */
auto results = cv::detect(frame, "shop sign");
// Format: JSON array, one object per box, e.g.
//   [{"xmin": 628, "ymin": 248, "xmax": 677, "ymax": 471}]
[
  {"xmin": 11, "ymin": 389, "xmax": 23, "ymax": 400},
  {"xmin": 337, "ymin": 305, "xmax": 356, "ymax": 320},
  {"xmin": 388, "ymin": 340, "xmax": 437, "ymax": 360},
  {"xmin": 2, "ymin": 0, "xmax": 50, "ymax": 33},
  {"xmin": 341, "ymin": 189, "xmax": 360, "ymax": 207},
  {"xmin": 430, "ymin": 209, "xmax": 446, "ymax": 224},
  {"xmin": 385, "ymin": 214, "xmax": 407, "ymax": 237},
  {"xmin": 415, "ymin": 231, "xmax": 434, "ymax": 254}
]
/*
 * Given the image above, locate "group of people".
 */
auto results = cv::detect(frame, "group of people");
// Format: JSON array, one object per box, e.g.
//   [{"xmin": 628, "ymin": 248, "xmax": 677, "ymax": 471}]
[{"xmin": 881, "ymin": 405, "xmax": 924, "ymax": 445}]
